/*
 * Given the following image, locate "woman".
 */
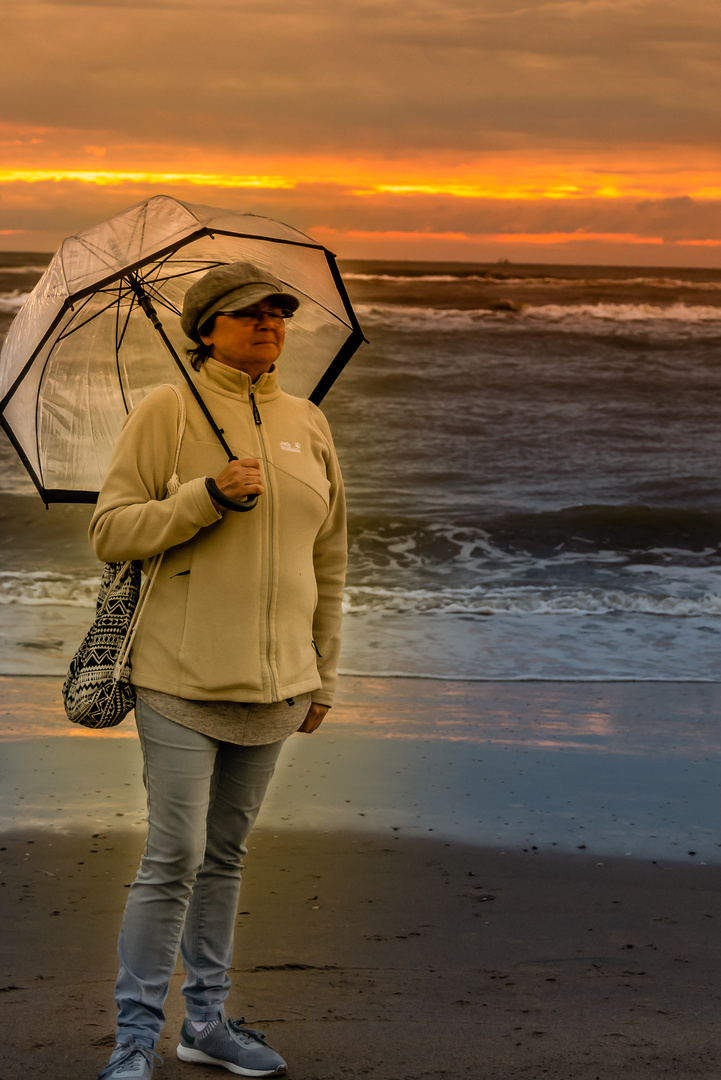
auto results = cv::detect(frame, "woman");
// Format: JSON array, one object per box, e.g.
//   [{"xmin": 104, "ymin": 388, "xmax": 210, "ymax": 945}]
[{"xmin": 91, "ymin": 261, "xmax": 347, "ymax": 1080}]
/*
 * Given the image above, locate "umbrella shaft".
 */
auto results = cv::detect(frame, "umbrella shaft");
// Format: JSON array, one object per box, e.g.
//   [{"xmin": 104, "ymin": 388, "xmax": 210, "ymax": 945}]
[{"xmin": 126, "ymin": 273, "xmax": 237, "ymax": 463}]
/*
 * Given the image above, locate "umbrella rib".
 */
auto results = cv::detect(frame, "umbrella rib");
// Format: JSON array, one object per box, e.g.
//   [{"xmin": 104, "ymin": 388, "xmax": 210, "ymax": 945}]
[
  {"xmin": 55, "ymin": 290, "xmax": 133, "ymax": 341},
  {"xmin": 55, "ymin": 261, "xmax": 225, "ymax": 343},
  {"xmin": 51, "ymin": 228, "xmax": 322, "ymax": 307},
  {"xmin": 137, "ymin": 255, "xmax": 226, "ymax": 315},
  {"xmin": 114, "ymin": 279, "xmax": 132, "ymax": 414},
  {"xmin": 56, "ymin": 229, "xmax": 210, "ymax": 303},
  {"xmin": 65, "ymin": 236, "xmax": 126, "ymax": 278},
  {"xmin": 141, "ymin": 280, "xmax": 182, "ymax": 317},
  {"xmin": 115, "ymin": 285, "xmax": 135, "ymax": 355},
  {"xmin": 0, "ymin": 415, "xmax": 48, "ymax": 504}
]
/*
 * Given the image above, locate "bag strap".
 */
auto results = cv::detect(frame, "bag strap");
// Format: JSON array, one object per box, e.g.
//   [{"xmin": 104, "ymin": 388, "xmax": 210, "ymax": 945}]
[{"xmin": 112, "ymin": 384, "xmax": 186, "ymax": 678}]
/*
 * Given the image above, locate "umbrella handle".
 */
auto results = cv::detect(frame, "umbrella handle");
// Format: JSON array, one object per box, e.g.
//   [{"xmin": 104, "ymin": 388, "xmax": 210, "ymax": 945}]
[{"xmin": 205, "ymin": 476, "xmax": 259, "ymax": 512}]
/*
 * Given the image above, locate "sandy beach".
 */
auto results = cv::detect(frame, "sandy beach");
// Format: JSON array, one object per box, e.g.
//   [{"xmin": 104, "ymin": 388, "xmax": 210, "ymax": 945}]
[
  {"xmin": 3, "ymin": 827, "xmax": 721, "ymax": 1080},
  {"xmin": 1, "ymin": 674, "xmax": 720, "ymax": 1078}
]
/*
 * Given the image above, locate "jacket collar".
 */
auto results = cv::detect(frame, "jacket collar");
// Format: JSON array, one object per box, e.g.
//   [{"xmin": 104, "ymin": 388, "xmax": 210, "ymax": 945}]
[{"xmin": 196, "ymin": 358, "xmax": 282, "ymax": 402}]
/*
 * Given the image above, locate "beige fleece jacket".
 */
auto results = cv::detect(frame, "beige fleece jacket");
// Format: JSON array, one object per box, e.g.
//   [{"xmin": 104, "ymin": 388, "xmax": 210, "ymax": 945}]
[{"xmin": 89, "ymin": 358, "xmax": 346, "ymax": 706}]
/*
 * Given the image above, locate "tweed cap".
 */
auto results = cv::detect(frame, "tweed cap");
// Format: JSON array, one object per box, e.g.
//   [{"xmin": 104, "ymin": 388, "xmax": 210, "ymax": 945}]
[{"xmin": 181, "ymin": 261, "xmax": 300, "ymax": 342}]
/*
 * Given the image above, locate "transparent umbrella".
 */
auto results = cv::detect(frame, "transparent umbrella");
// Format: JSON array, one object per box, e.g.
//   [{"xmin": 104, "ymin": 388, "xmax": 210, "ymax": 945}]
[{"xmin": 0, "ymin": 194, "xmax": 364, "ymax": 503}]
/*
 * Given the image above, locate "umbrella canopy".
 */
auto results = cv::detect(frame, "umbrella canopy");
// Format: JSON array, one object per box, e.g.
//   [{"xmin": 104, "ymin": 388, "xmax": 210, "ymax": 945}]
[{"xmin": 0, "ymin": 195, "xmax": 364, "ymax": 503}]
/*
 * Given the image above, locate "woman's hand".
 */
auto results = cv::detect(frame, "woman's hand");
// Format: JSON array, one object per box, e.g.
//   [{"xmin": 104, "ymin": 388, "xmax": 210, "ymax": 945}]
[
  {"xmin": 297, "ymin": 703, "xmax": 329, "ymax": 733},
  {"xmin": 210, "ymin": 458, "xmax": 264, "ymax": 511}
]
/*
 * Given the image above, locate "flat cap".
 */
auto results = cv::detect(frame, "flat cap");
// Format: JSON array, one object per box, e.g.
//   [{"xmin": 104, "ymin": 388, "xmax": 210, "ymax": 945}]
[{"xmin": 181, "ymin": 261, "xmax": 300, "ymax": 343}]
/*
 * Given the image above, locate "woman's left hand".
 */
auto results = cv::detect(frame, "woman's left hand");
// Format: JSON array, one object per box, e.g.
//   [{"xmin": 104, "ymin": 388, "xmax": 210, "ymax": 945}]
[{"xmin": 297, "ymin": 703, "xmax": 329, "ymax": 733}]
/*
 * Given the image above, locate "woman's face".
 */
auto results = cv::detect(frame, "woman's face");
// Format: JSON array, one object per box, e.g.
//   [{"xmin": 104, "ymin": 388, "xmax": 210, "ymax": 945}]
[{"xmin": 200, "ymin": 300, "xmax": 286, "ymax": 379}]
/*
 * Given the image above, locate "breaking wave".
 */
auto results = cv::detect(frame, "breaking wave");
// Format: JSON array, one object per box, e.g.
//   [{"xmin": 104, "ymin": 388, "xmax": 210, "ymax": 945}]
[
  {"xmin": 0, "ymin": 570, "xmax": 100, "ymax": 607},
  {"xmin": 346, "ymin": 271, "xmax": 721, "ymax": 290},
  {"xmin": 3, "ymin": 568, "xmax": 720, "ymax": 622},
  {"xmin": 0, "ymin": 290, "xmax": 31, "ymax": 315},
  {"xmin": 0, "ymin": 266, "xmax": 49, "ymax": 276},
  {"xmin": 343, "ymin": 584, "xmax": 721, "ymax": 618},
  {"xmin": 356, "ymin": 300, "xmax": 721, "ymax": 339},
  {"xmin": 345, "ymin": 272, "xmax": 492, "ymax": 283}
]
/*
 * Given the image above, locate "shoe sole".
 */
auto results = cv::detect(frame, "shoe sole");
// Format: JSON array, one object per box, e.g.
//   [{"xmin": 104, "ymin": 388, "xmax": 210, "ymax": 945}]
[{"xmin": 176, "ymin": 1044, "xmax": 286, "ymax": 1077}]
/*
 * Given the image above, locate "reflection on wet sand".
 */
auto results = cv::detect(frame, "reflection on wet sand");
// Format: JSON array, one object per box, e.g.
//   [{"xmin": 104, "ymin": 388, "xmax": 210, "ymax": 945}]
[
  {"xmin": 1, "ymin": 675, "xmax": 719, "ymax": 862},
  {"xmin": 331, "ymin": 677, "xmax": 721, "ymax": 757}
]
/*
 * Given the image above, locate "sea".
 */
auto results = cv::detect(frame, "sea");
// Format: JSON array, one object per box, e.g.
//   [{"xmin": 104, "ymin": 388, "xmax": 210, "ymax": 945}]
[{"xmin": 2, "ymin": 254, "xmax": 721, "ymax": 682}]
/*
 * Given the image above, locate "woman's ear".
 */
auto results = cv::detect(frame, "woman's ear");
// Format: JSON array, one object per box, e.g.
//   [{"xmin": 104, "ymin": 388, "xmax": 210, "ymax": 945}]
[{"xmin": 198, "ymin": 316, "xmax": 216, "ymax": 347}]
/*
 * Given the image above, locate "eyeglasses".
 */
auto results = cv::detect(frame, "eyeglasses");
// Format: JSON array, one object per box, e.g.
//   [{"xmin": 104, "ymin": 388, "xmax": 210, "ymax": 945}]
[{"xmin": 220, "ymin": 306, "xmax": 293, "ymax": 324}]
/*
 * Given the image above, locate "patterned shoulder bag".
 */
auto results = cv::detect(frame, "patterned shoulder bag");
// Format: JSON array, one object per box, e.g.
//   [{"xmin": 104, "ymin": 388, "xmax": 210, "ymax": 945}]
[{"xmin": 62, "ymin": 385, "xmax": 187, "ymax": 729}]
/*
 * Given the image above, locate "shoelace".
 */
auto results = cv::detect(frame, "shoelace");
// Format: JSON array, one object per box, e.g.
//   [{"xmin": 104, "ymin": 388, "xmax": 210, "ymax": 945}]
[
  {"xmin": 226, "ymin": 1017, "xmax": 268, "ymax": 1044},
  {"xmin": 98, "ymin": 1042, "xmax": 163, "ymax": 1077}
]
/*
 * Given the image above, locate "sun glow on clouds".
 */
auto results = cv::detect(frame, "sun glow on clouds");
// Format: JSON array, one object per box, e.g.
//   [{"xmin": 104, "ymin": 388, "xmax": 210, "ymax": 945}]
[
  {"xmin": 0, "ymin": 170, "xmax": 295, "ymax": 190},
  {"xmin": 3, "ymin": 154, "xmax": 721, "ymax": 258},
  {"xmin": 4, "ymin": 151, "xmax": 721, "ymax": 204},
  {"xmin": 5, "ymin": 164, "xmax": 721, "ymax": 203},
  {"xmin": 314, "ymin": 229, "xmax": 697, "ymax": 248}
]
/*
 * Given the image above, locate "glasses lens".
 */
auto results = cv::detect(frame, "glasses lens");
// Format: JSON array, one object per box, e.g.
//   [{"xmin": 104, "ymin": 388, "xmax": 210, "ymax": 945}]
[{"xmin": 225, "ymin": 307, "xmax": 291, "ymax": 322}]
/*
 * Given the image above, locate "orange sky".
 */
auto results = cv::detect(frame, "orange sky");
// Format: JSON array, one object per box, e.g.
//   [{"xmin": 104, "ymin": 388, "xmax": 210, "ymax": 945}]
[{"xmin": 3, "ymin": 0, "xmax": 721, "ymax": 265}]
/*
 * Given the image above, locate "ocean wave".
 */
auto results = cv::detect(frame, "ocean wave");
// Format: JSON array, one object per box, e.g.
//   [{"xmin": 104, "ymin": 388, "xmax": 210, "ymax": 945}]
[
  {"xmin": 0, "ymin": 290, "xmax": 31, "ymax": 314},
  {"xmin": 345, "ymin": 272, "xmax": 491, "ymax": 283},
  {"xmin": 0, "ymin": 266, "xmax": 48, "ymax": 276},
  {"xmin": 346, "ymin": 270, "xmax": 721, "ymax": 290},
  {"xmin": 343, "ymin": 583, "xmax": 721, "ymax": 618},
  {"xmin": 0, "ymin": 570, "xmax": 100, "ymax": 607},
  {"xmin": 346, "ymin": 512, "xmax": 721, "ymax": 598},
  {"xmin": 5, "ymin": 567, "xmax": 719, "ymax": 618},
  {"xmin": 526, "ymin": 301, "xmax": 721, "ymax": 323},
  {"xmin": 355, "ymin": 300, "xmax": 721, "ymax": 339}
]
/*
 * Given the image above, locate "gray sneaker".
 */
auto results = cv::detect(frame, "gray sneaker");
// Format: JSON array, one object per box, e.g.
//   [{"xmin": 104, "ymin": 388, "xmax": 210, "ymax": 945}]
[
  {"xmin": 97, "ymin": 1042, "xmax": 163, "ymax": 1080},
  {"xmin": 176, "ymin": 1017, "xmax": 287, "ymax": 1076}
]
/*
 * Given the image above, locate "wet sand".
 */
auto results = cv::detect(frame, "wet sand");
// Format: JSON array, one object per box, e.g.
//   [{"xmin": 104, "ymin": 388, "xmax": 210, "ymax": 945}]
[
  {"xmin": 1, "ymin": 675, "xmax": 721, "ymax": 1077},
  {"xmin": 2, "ymin": 675, "xmax": 719, "ymax": 861},
  {"xmin": 2, "ymin": 828, "xmax": 720, "ymax": 1079}
]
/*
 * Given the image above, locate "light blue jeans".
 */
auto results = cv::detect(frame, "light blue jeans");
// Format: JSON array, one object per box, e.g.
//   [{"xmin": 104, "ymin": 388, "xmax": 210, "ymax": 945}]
[{"xmin": 114, "ymin": 699, "xmax": 286, "ymax": 1048}]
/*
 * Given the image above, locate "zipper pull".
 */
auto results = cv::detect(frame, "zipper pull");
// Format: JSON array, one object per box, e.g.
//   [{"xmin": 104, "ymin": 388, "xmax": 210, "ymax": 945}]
[{"xmin": 249, "ymin": 392, "xmax": 262, "ymax": 425}]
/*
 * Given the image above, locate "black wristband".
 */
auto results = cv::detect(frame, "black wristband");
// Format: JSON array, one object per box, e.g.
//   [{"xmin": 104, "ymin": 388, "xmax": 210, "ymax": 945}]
[{"xmin": 205, "ymin": 476, "xmax": 258, "ymax": 513}]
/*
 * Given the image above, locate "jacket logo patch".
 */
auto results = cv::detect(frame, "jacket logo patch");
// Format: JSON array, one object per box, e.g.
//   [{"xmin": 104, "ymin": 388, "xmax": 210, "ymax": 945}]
[{"xmin": 280, "ymin": 440, "xmax": 302, "ymax": 453}]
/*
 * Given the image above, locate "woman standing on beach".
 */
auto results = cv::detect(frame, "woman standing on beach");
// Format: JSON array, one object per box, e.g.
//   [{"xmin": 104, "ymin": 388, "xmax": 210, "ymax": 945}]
[{"xmin": 90, "ymin": 262, "xmax": 347, "ymax": 1080}]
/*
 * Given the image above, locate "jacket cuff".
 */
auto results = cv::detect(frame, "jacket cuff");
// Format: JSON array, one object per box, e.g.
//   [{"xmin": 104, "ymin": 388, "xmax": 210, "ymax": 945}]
[{"xmin": 187, "ymin": 475, "xmax": 223, "ymax": 523}]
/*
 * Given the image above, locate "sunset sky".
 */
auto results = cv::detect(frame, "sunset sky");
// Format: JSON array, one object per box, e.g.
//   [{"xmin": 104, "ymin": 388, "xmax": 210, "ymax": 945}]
[{"xmin": 3, "ymin": 0, "xmax": 721, "ymax": 265}]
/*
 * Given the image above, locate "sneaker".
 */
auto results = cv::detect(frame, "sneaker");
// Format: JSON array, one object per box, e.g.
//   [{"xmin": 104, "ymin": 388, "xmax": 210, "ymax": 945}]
[
  {"xmin": 97, "ymin": 1041, "xmax": 163, "ymax": 1080},
  {"xmin": 176, "ymin": 1017, "xmax": 287, "ymax": 1077}
]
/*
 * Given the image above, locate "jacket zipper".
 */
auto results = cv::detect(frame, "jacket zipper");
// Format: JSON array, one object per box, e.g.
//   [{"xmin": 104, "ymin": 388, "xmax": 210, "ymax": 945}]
[{"xmin": 250, "ymin": 391, "xmax": 278, "ymax": 700}]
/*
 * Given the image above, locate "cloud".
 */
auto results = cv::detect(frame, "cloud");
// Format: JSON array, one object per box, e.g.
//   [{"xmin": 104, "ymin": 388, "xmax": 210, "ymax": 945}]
[
  {"xmin": 2, "ymin": 0, "xmax": 721, "ymax": 261},
  {"xmin": 2, "ymin": 174, "xmax": 721, "ymax": 248},
  {"xmin": 4, "ymin": 0, "xmax": 721, "ymax": 157}
]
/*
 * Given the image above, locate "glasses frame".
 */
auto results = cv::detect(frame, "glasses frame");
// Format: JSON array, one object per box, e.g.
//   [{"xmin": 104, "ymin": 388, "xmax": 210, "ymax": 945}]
[{"xmin": 219, "ymin": 306, "xmax": 294, "ymax": 324}]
